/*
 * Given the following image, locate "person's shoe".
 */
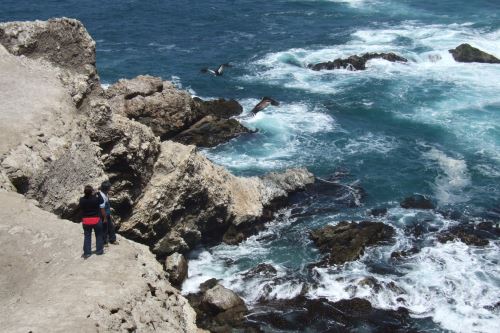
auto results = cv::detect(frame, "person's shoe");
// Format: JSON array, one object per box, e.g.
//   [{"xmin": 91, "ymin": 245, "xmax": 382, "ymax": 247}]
[
  {"xmin": 96, "ymin": 251, "xmax": 104, "ymax": 255},
  {"xmin": 104, "ymin": 243, "xmax": 109, "ymax": 247},
  {"xmin": 110, "ymin": 240, "xmax": 119, "ymax": 245},
  {"xmin": 82, "ymin": 253, "xmax": 91, "ymax": 259}
]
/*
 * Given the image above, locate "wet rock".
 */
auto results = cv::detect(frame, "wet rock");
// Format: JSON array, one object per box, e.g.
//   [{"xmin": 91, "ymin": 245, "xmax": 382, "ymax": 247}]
[
  {"xmin": 309, "ymin": 221, "xmax": 395, "ymax": 265},
  {"xmin": 187, "ymin": 282, "xmax": 254, "ymax": 333},
  {"xmin": 173, "ymin": 115, "xmax": 252, "ymax": 148},
  {"xmin": 370, "ymin": 206, "xmax": 388, "ymax": 217},
  {"xmin": 437, "ymin": 224, "xmax": 489, "ymax": 246},
  {"xmin": 202, "ymin": 285, "xmax": 246, "ymax": 313},
  {"xmin": 391, "ymin": 247, "xmax": 420, "ymax": 259},
  {"xmin": 309, "ymin": 52, "xmax": 407, "ymax": 71},
  {"xmin": 400, "ymin": 194, "xmax": 435, "ymax": 210},
  {"xmin": 242, "ymin": 263, "xmax": 278, "ymax": 281},
  {"xmin": 192, "ymin": 97, "xmax": 243, "ymax": 119},
  {"xmin": 249, "ymin": 296, "xmax": 414, "ymax": 332},
  {"xmin": 449, "ymin": 44, "xmax": 500, "ymax": 63},
  {"xmin": 165, "ymin": 252, "xmax": 188, "ymax": 286}
]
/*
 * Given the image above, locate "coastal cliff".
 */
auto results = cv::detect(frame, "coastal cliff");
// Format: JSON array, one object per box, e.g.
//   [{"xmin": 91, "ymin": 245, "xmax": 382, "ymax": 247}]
[{"xmin": 0, "ymin": 17, "xmax": 313, "ymax": 331}]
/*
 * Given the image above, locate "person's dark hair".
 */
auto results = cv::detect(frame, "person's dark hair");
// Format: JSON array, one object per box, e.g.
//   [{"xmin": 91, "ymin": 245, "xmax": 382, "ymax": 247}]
[
  {"xmin": 100, "ymin": 180, "xmax": 111, "ymax": 193},
  {"xmin": 84, "ymin": 185, "xmax": 93, "ymax": 197}
]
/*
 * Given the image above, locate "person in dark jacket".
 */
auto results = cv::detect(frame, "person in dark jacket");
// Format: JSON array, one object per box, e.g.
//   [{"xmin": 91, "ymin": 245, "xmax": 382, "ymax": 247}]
[
  {"xmin": 79, "ymin": 185, "xmax": 105, "ymax": 258},
  {"xmin": 98, "ymin": 181, "xmax": 117, "ymax": 245}
]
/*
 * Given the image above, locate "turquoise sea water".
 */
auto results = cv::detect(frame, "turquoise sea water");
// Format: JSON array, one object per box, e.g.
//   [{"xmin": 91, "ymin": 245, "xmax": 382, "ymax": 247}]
[{"xmin": 2, "ymin": 1, "xmax": 499, "ymax": 332}]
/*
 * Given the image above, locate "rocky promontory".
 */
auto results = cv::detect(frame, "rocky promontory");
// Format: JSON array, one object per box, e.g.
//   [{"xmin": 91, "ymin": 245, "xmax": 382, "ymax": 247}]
[
  {"xmin": 449, "ymin": 43, "xmax": 500, "ymax": 63},
  {"xmin": 0, "ymin": 17, "xmax": 315, "ymax": 332},
  {"xmin": 308, "ymin": 52, "xmax": 407, "ymax": 71}
]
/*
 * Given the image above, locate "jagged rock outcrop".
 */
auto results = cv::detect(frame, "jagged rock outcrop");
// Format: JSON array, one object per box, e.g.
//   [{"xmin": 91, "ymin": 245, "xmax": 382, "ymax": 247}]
[
  {"xmin": 165, "ymin": 252, "xmax": 189, "ymax": 286},
  {"xmin": 0, "ymin": 17, "xmax": 100, "ymax": 105},
  {"xmin": 437, "ymin": 224, "xmax": 491, "ymax": 246},
  {"xmin": 0, "ymin": 191, "xmax": 205, "ymax": 333},
  {"xmin": 187, "ymin": 280, "xmax": 251, "ymax": 333},
  {"xmin": 106, "ymin": 75, "xmax": 248, "ymax": 146},
  {"xmin": 309, "ymin": 221, "xmax": 395, "ymax": 265},
  {"xmin": 309, "ymin": 52, "xmax": 407, "ymax": 71},
  {"xmin": 119, "ymin": 141, "xmax": 314, "ymax": 256},
  {"xmin": 449, "ymin": 43, "xmax": 500, "ymax": 63}
]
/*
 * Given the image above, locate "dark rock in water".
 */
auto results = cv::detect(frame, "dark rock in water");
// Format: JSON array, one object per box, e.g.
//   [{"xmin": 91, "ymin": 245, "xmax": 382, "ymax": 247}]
[
  {"xmin": 309, "ymin": 52, "xmax": 407, "ymax": 71},
  {"xmin": 437, "ymin": 224, "xmax": 489, "ymax": 246},
  {"xmin": 164, "ymin": 252, "xmax": 188, "ymax": 286},
  {"xmin": 309, "ymin": 221, "xmax": 395, "ymax": 265},
  {"xmin": 400, "ymin": 194, "xmax": 435, "ymax": 210},
  {"xmin": 242, "ymin": 263, "xmax": 278, "ymax": 281},
  {"xmin": 187, "ymin": 282, "xmax": 258, "ymax": 333},
  {"xmin": 173, "ymin": 115, "xmax": 252, "ymax": 147},
  {"xmin": 249, "ymin": 296, "xmax": 417, "ymax": 332},
  {"xmin": 449, "ymin": 44, "xmax": 500, "ymax": 63},
  {"xmin": 391, "ymin": 247, "xmax": 420, "ymax": 259},
  {"xmin": 370, "ymin": 207, "xmax": 388, "ymax": 217},
  {"xmin": 192, "ymin": 97, "xmax": 243, "ymax": 119}
]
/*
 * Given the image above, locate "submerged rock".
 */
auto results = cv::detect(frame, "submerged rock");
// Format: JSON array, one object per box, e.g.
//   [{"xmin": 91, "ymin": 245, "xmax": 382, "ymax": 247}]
[
  {"xmin": 437, "ymin": 224, "xmax": 490, "ymax": 246},
  {"xmin": 449, "ymin": 43, "xmax": 500, "ymax": 63},
  {"xmin": 309, "ymin": 52, "xmax": 407, "ymax": 71},
  {"xmin": 165, "ymin": 252, "xmax": 188, "ymax": 286},
  {"xmin": 400, "ymin": 194, "xmax": 435, "ymax": 210},
  {"xmin": 309, "ymin": 221, "xmax": 395, "ymax": 265},
  {"xmin": 248, "ymin": 296, "xmax": 414, "ymax": 332}
]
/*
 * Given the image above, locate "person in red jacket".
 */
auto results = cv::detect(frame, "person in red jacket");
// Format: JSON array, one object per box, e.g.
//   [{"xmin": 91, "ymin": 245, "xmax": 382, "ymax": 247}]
[{"xmin": 79, "ymin": 185, "xmax": 106, "ymax": 258}]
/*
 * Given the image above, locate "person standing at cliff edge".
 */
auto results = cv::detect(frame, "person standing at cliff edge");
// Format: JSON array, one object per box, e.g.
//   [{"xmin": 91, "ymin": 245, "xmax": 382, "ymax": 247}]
[
  {"xmin": 79, "ymin": 185, "xmax": 105, "ymax": 258},
  {"xmin": 99, "ymin": 181, "xmax": 118, "ymax": 246}
]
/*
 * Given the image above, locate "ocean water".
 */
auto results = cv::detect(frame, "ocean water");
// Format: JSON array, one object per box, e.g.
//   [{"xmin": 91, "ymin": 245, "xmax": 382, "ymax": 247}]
[{"xmin": 2, "ymin": 1, "xmax": 499, "ymax": 332}]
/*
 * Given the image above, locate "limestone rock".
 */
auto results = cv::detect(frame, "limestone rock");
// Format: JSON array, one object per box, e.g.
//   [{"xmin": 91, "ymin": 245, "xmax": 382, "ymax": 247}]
[
  {"xmin": 202, "ymin": 285, "xmax": 246, "ymax": 313},
  {"xmin": 119, "ymin": 141, "xmax": 314, "ymax": 256},
  {"xmin": 0, "ymin": 191, "xmax": 203, "ymax": 333},
  {"xmin": 0, "ymin": 18, "xmax": 99, "ymax": 105},
  {"xmin": 165, "ymin": 252, "xmax": 188, "ymax": 286},
  {"xmin": 449, "ymin": 44, "xmax": 500, "ymax": 63},
  {"xmin": 309, "ymin": 52, "xmax": 407, "ymax": 71},
  {"xmin": 309, "ymin": 221, "xmax": 395, "ymax": 265}
]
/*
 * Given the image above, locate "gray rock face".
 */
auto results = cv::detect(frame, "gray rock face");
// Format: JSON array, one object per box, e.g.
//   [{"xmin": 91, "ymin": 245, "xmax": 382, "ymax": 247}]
[
  {"xmin": 0, "ymin": 18, "xmax": 99, "ymax": 105},
  {"xmin": 449, "ymin": 43, "xmax": 500, "ymax": 63},
  {"xmin": 106, "ymin": 75, "xmax": 248, "ymax": 145},
  {"xmin": 0, "ymin": 192, "xmax": 204, "ymax": 333},
  {"xmin": 202, "ymin": 285, "xmax": 246, "ymax": 313},
  {"xmin": 310, "ymin": 221, "xmax": 395, "ymax": 265},
  {"xmin": 119, "ymin": 141, "xmax": 314, "ymax": 256},
  {"xmin": 165, "ymin": 252, "xmax": 188, "ymax": 286},
  {"xmin": 309, "ymin": 52, "xmax": 407, "ymax": 71}
]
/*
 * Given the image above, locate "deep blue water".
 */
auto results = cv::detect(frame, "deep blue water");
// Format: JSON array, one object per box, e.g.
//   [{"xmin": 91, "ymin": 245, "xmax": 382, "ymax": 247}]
[{"xmin": 2, "ymin": 1, "xmax": 499, "ymax": 332}]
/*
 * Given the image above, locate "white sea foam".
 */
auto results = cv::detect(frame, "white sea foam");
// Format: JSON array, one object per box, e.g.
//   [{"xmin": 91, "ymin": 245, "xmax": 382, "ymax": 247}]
[
  {"xmin": 203, "ymin": 100, "xmax": 335, "ymax": 170},
  {"xmin": 343, "ymin": 132, "xmax": 399, "ymax": 155},
  {"xmin": 423, "ymin": 148, "xmax": 471, "ymax": 204}
]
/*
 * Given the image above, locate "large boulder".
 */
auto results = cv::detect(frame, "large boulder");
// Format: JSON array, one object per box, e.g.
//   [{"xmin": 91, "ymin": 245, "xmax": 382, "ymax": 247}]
[
  {"xmin": 187, "ymin": 282, "xmax": 250, "ymax": 333},
  {"xmin": 437, "ymin": 224, "xmax": 491, "ymax": 247},
  {"xmin": 0, "ymin": 18, "xmax": 99, "ymax": 105},
  {"xmin": 0, "ymin": 191, "xmax": 204, "ymax": 333},
  {"xmin": 309, "ymin": 52, "xmax": 407, "ymax": 71},
  {"xmin": 400, "ymin": 194, "xmax": 435, "ymax": 210},
  {"xmin": 119, "ymin": 141, "xmax": 314, "ymax": 257},
  {"xmin": 309, "ymin": 221, "xmax": 395, "ymax": 265},
  {"xmin": 106, "ymin": 75, "xmax": 248, "ymax": 145},
  {"xmin": 449, "ymin": 44, "xmax": 500, "ymax": 63},
  {"xmin": 165, "ymin": 252, "xmax": 189, "ymax": 286}
]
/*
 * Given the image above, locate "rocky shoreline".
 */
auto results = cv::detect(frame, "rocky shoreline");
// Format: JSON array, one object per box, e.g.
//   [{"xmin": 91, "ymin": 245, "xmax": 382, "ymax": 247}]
[{"xmin": 0, "ymin": 18, "xmax": 313, "ymax": 332}]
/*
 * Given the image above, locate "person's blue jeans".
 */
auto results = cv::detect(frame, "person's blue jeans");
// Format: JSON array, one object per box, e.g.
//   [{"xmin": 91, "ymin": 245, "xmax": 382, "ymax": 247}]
[
  {"xmin": 103, "ymin": 214, "xmax": 117, "ymax": 244},
  {"xmin": 83, "ymin": 220, "xmax": 104, "ymax": 255}
]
